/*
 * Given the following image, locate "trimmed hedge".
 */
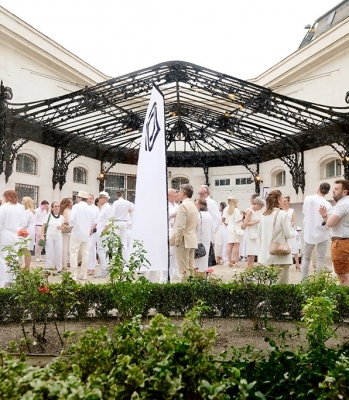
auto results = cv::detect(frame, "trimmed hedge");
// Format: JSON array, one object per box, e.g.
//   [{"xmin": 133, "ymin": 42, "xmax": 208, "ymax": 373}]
[{"xmin": 1, "ymin": 281, "xmax": 349, "ymax": 323}]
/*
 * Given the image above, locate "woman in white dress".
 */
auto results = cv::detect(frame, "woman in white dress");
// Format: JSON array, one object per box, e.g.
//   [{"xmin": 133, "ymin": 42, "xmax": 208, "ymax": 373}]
[
  {"xmin": 222, "ymin": 196, "xmax": 243, "ymax": 267},
  {"xmin": 21, "ymin": 196, "xmax": 36, "ymax": 269},
  {"xmin": 193, "ymin": 198, "xmax": 214, "ymax": 276},
  {"xmin": 258, "ymin": 190, "xmax": 294, "ymax": 284},
  {"xmin": 283, "ymin": 195, "xmax": 301, "ymax": 271},
  {"xmin": 243, "ymin": 196, "xmax": 265, "ymax": 268},
  {"xmin": 214, "ymin": 201, "xmax": 227, "ymax": 264},
  {"xmin": 0, "ymin": 190, "xmax": 23, "ymax": 287},
  {"xmin": 41, "ymin": 202, "xmax": 64, "ymax": 273},
  {"xmin": 59, "ymin": 197, "xmax": 73, "ymax": 270}
]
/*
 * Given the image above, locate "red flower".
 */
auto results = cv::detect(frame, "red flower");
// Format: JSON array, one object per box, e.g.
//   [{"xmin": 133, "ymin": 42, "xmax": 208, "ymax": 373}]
[
  {"xmin": 18, "ymin": 229, "xmax": 29, "ymax": 238},
  {"xmin": 206, "ymin": 268, "xmax": 214, "ymax": 274},
  {"xmin": 38, "ymin": 286, "xmax": 50, "ymax": 294}
]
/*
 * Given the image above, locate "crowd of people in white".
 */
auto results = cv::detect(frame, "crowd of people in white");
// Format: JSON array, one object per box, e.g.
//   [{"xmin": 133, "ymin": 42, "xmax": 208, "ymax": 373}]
[{"xmin": 0, "ymin": 178, "xmax": 348, "ymax": 288}]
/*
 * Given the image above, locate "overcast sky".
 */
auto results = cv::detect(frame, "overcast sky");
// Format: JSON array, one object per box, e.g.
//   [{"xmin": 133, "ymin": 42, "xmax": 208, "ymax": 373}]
[{"xmin": 0, "ymin": 0, "xmax": 340, "ymax": 80}]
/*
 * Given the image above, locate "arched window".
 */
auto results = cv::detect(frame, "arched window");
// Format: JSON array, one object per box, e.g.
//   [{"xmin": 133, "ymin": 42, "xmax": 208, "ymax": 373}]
[
  {"xmin": 73, "ymin": 167, "xmax": 87, "ymax": 184},
  {"xmin": 325, "ymin": 159, "xmax": 341, "ymax": 178},
  {"xmin": 171, "ymin": 177, "xmax": 189, "ymax": 191},
  {"xmin": 16, "ymin": 153, "xmax": 37, "ymax": 175},
  {"xmin": 275, "ymin": 171, "xmax": 286, "ymax": 186}
]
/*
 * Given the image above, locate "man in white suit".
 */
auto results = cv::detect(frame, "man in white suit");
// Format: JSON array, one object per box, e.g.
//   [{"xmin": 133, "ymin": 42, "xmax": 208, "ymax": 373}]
[
  {"xmin": 69, "ymin": 190, "xmax": 96, "ymax": 281},
  {"xmin": 112, "ymin": 191, "xmax": 134, "ymax": 261}
]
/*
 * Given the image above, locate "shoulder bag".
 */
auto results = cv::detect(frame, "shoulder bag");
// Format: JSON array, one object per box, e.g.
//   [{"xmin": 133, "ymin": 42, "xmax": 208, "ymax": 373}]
[
  {"xmin": 269, "ymin": 209, "xmax": 291, "ymax": 256},
  {"xmin": 38, "ymin": 214, "xmax": 51, "ymax": 247},
  {"xmin": 194, "ymin": 212, "xmax": 206, "ymax": 259}
]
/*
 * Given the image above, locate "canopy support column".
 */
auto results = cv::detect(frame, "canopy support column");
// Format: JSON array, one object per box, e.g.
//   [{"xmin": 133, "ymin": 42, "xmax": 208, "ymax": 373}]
[
  {"xmin": 52, "ymin": 148, "xmax": 79, "ymax": 190},
  {"xmin": 280, "ymin": 152, "xmax": 306, "ymax": 194}
]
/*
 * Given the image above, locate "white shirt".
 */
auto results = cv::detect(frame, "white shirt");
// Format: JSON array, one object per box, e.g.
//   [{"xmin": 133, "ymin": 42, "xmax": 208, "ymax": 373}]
[
  {"xmin": 35, "ymin": 207, "xmax": 48, "ymax": 225},
  {"xmin": 70, "ymin": 201, "xmax": 96, "ymax": 242},
  {"xmin": 168, "ymin": 201, "xmax": 178, "ymax": 228},
  {"xmin": 0, "ymin": 202, "xmax": 23, "ymax": 245},
  {"xmin": 329, "ymin": 195, "xmax": 349, "ymax": 238},
  {"xmin": 89, "ymin": 204, "xmax": 99, "ymax": 226},
  {"xmin": 113, "ymin": 197, "xmax": 134, "ymax": 221},
  {"xmin": 45, "ymin": 213, "xmax": 64, "ymax": 240},
  {"xmin": 206, "ymin": 196, "xmax": 222, "ymax": 234},
  {"xmin": 97, "ymin": 202, "xmax": 113, "ymax": 232},
  {"xmin": 303, "ymin": 194, "xmax": 332, "ymax": 244}
]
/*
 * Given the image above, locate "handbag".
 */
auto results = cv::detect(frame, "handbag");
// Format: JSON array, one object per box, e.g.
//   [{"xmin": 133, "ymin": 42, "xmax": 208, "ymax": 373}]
[
  {"xmin": 61, "ymin": 224, "xmax": 72, "ymax": 234},
  {"xmin": 194, "ymin": 243, "xmax": 206, "ymax": 259},
  {"xmin": 194, "ymin": 212, "xmax": 206, "ymax": 259},
  {"xmin": 208, "ymin": 242, "xmax": 217, "ymax": 267},
  {"xmin": 249, "ymin": 231, "xmax": 259, "ymax": 240},
  {"xmin": 235, "ymin": 228, "xmax": 245, "ymax": 236},
  {"xmin": 269, "ymin": 209, "xmax": 291, "ymax": 256},
  {"xmin": 38, "ymin": 214, "xmax": 51, "ymax": 247}
]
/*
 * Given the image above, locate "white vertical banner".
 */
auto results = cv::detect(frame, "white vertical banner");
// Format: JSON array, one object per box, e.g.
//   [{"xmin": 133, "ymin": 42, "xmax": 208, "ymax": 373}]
[{"xmin": 131, "ymin": 86, "xmax": 168, "ymax": 272}]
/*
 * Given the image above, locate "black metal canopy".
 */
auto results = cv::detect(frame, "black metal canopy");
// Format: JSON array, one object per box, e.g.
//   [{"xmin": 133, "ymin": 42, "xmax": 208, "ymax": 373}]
[{"xmin": 2, "ymin": 61, "xmax": 349, "ymax": 191}]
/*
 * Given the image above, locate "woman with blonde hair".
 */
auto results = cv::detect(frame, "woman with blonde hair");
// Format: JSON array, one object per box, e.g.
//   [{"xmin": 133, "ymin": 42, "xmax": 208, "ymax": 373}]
[
  {"xmin": 60, "ymin": 197, "xmax": 73, "ymax": 269},
  {"xmin": 258, "ymin": 190, "xmax": 293, "ymax": 284},
  {"xmin": 243, "ymin": 196, "xmax": 265, "ymax": 268},
  {"xmin": 222, "ymin": 196, "xmax": 243, "ymax": 267},
  {"xmin": 21, "ymin": 196, "xmax": 36, "ymax": 269}
]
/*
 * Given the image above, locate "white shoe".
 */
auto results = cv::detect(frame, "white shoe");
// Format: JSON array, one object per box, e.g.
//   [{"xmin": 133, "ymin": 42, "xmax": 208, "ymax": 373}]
[
  {"xmin": 94, "ymin": 272, "xmax": 109, "ymax": 278},
  {"xmin": 35, "ymin": 257, "xmax": 43, "ymax": 262}
]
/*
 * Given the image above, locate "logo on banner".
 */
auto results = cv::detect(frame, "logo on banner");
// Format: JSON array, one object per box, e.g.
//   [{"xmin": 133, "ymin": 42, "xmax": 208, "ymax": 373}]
[{"xmin": 145, "ymin": 102, "xmax": 160, "ymax": 152}]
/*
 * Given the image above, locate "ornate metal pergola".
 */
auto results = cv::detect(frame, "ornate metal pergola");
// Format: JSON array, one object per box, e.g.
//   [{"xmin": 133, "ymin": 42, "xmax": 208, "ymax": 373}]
[{"xmin": 1, "ymin": 61, "xmax": 349, "ymax": 193}]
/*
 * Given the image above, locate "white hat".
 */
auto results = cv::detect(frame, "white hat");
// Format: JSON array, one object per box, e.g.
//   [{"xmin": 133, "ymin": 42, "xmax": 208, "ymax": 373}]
[
  {"xmin": 77, "ymin": 190, "xmax": 89, "ymax": 199},
  {"xmin": 98, "ymin": 191, "xmax": 110, "ymax": 199}
]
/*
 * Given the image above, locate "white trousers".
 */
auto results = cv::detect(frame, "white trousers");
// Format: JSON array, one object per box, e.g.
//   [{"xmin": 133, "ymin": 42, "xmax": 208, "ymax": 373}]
[
  {"xmin": 34, "ymin": 225, "xmax": 43, "ymax": 257},
  {"xmin": 69, "ymin": 236, "xmax": 88, "ymax": 279},
  {"xmin": 96, "ymin": 231, "xmax": 109, "ymax": 273},
  {"xmin": 301, "ymin": 239, "xmax": 329, "ymax": 280},
  {"xmin": 62, "ymin": 232, "xmax": 70, "ymax": 269},
  {"xmin": 114, "ymin": 221, "xmax": 128, "ymax": 261},
  {"xmin": 45, "ymin": 238, "xmax": 63, "ymax": 271},
  {"xmin": 88, "ymin": 232, "xmax": 97, "ymax": 270}
]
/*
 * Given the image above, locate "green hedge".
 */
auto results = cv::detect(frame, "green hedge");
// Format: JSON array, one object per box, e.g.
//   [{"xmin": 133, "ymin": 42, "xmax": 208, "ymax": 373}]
[{"xmin": 1, "ymin": 281, "xmax": 349, "ymax": 323}]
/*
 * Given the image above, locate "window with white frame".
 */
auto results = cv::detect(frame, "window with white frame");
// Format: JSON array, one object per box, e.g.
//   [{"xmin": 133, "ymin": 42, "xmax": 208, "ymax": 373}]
[
  {"xmin": 15, "ymin": 183, "xmax": 38, "ymax": 205},
  {"xmin": 105, "ymin": 173, "xmax": 136, "ymax": 203},
  {"xmin": 235, "ymin": 177, "xmax": 253, "ymax": 185},
  {"xmin": 16, "ymin": 153, "xmax": 37, "ymax": 175},
  {"xmin": 171, "ymin": 177, "xmax": 189, "ymax": 191},
  {"xmin": 215, "ymin": 178, "xmax": 230, "ymax": 186},
  {"xmin": 73, "ymin": 166, "xmax": 87, "ymax": 184},
  {"xmin": 325, "ymin": 159, "xmax": 341, "ymax": 178},
  {"xmin": 275, "ymin": 171, "xmax": 286, "ymax": 186}
]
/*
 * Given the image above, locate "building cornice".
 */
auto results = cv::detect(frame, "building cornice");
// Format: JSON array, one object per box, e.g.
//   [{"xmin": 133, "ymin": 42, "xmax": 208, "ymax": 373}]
[
  {"xmin": 0, "ymin": 6, "xmax": 110, "ymax": 86},
  {"xmin": 251, "ymin": 16, "xmax": 349, "ymax": 88}
]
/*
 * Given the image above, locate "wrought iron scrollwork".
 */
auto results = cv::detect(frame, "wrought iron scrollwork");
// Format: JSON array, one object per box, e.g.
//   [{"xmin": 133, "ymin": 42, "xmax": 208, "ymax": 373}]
[
  {"xmin": 280, "ymin": 152, "xmax": 306, "ymax": 194},
  {"xmin": 330, "ymin": 142, "xmax": 349, "ymax": 180},
  {"xmin": 52, "ymin": 148, "xmax": 79, "ymax": 190},
  {"xmin": 242, "ymin": 163, "xmax": 261, "ymax": 195},
  {"xmin": 0, "ymin": 82, "xmax": 28, "ymax": 181},
  {"xmin": 203, "ymin": 166, "xmax": 209, "ymax": 186}
]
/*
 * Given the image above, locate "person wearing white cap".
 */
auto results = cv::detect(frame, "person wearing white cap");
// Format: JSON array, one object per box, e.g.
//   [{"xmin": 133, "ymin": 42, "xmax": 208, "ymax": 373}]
[
  {"xmin": 94, "ymin": 191, "xmax": 114, "ymax": 278},
  {"xmin": 69, "ymin": 190, "xmax": 96, "ymax": 281},
  {"xmin": 112, "ymin": 191, "xmax": 134, "ymax": 262}
]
